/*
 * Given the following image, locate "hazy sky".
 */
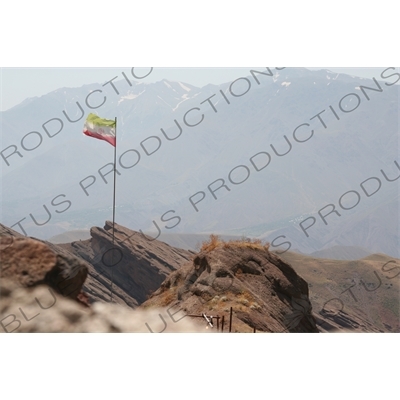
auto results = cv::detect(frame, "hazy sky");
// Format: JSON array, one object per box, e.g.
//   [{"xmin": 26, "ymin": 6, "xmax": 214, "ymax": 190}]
[{"xmin": 0, "ymin": 67, "xmax": 391, "ymax": 112}]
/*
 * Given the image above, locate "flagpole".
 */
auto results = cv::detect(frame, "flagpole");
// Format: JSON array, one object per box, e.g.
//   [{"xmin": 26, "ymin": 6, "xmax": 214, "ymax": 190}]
[
  {"xmin": 112, "ymin": 117, "xmax": 117, "ymax": 244},
  {"xmin": 110, "ymin": 117, "xmax": 117, "ymax": 304}
]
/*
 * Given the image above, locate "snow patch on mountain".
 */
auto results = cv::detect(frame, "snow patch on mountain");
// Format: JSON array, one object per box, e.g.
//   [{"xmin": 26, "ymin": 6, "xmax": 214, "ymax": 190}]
[
  {"xmin": 118, "ymin": 91, "xmax": 144, "ymax": 104},
  {"xmin": 179, "ymin": 82, "xmax": 191, "ymax": 92}
]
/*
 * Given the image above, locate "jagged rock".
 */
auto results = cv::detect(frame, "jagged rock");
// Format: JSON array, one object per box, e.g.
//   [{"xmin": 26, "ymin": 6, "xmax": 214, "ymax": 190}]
[
  {"xmin": 142, "ymin": 240, "xmax": 319, "ymax": 333},
  {"xmin": 0, "ymin": 236, "xmax": 88, "ymax": 301},
  {"xmin": 59, "ymin": 221, "xmax": 193, "ymax": 307}
]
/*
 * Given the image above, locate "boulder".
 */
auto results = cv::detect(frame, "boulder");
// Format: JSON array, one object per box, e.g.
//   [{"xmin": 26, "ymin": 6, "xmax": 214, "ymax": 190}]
[{"xmin": 1, "ymin": 236, "xmax": 88, "ymax": 301}]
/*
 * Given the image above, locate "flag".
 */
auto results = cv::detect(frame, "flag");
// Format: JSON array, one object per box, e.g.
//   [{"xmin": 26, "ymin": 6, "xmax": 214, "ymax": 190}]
[{"xmin": 83, "ymin": 113, "xmax": 116, "ymax": 147}]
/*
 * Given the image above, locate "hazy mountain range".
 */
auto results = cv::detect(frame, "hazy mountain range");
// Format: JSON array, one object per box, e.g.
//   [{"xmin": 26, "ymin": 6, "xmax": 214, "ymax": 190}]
[{"xmin": 1, "ymin": 67, "xmax": 399, "ymax": 257}]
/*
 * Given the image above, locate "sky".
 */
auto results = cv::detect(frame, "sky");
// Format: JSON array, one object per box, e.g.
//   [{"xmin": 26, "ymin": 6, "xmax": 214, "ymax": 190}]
[{"xmin": 0, "ymin": 67, "xmax": 391, "ymax": 112}]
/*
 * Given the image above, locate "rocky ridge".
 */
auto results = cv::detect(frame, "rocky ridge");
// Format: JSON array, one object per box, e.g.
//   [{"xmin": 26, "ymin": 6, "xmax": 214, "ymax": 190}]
[
  {"xmin": 2, "ymin": 222, "xmax": 397, "ymax": 332},
  {"xmin": 142, "ymin": 237, "xmax": 319, "ymax": 333},
  {"xmin": 59, "ymin": 221, "xmax": 193, "ymax": 307}
]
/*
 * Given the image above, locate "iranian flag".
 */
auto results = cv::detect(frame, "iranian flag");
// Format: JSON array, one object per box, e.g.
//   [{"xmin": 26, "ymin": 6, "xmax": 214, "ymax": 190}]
[{"xmin": 83, "ymin": 113, "xmax": 116, "ymax": 147}]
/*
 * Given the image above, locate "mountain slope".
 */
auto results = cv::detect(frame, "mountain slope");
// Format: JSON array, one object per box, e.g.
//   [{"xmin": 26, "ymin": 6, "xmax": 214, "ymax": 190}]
[{"xmin": 279, "ymin": 251, "xmax": 400, "ymax": 332}]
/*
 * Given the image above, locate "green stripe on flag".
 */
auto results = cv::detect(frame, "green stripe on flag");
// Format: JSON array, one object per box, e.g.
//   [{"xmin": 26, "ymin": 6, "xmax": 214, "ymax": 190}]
[{"xmin": 86, "ymin": 113, "xmax": 116, "ymax": 127}]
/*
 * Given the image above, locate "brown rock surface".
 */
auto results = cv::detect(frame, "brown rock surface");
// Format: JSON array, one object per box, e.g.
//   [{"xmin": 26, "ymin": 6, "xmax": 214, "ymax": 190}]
[
  {"xmin": 0, "ymin": 224, "xmax": 25, "ymax": 238},
  {"xmin": 1, "ymin": 236, "xmax": 88, "ymax": 301},
  {"xmin": 1, "ymin": 222, "xmax": 193, "ymax": 309},
  {"xmin": 142, "ymin": 238, "xmax": 319, "ymax": 333},
  {"xmin": 59, "ymin": 221, "xmax": 194, "ymax": 307}
]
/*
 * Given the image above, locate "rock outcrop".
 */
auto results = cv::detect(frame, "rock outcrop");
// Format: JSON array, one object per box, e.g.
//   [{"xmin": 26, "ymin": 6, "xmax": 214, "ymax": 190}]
[
  {"xmin": 142, "ymin": 238, "xmax": 319, "ymax": 333},
  {"xmin": 59, "ymin": 221, "xmax": 194, "ymax": 307}
]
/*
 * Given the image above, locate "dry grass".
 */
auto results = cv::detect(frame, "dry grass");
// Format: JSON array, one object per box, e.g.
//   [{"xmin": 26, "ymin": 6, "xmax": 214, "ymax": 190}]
[
  {"xmin": 200, "ymin": 234, "xmax": 270, "ymax": 253},
  {"xmin": 207, "ymin": 290, "xmax": 260, "ymax": 312},
  {"xmin": 158, "ymin": 289, "xmax": 177, "ymax": 306},
  {"xmin": 200, "ymin": 234, "xmax": 221, "ymax": 252},
  {"xmin": 238, "ymin": 291, "xmax": 255, "ymax": 302},
  {"xmin": 236, "ymin": 291, "xmax": 258, "ymax": 308}
]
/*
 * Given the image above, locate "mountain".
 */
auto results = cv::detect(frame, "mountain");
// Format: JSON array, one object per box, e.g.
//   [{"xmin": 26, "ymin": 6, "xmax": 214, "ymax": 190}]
[{"xmin": 1, "ymin": 67, "xmax": 399, "ymax": 258}]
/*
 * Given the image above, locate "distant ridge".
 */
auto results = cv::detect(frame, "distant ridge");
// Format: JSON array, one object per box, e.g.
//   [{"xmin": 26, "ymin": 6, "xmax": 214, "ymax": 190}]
[
  {"xmin": 309, "ymin": 245, "xmax": 371, "ymax": 261},
  {"xmin": 50, "ymin": 232, "xmax": 374, "ymax": 261},
  {"xmin": 50, "ymin": 230, "xmax": 243, "ymax": 251},
  {"xmin": 49, "ymin": 230, "xmax": 91, "ymax": 244},
  {"xmin": 279, "ymin": 251, "xmax": 400, "ymax": 332}
]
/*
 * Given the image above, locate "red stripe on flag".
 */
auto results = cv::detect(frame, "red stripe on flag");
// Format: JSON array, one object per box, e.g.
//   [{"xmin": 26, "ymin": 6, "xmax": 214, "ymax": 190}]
[{"xmin": 83, "ymin": 129, "xmax": 116, "ymax": 147}]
